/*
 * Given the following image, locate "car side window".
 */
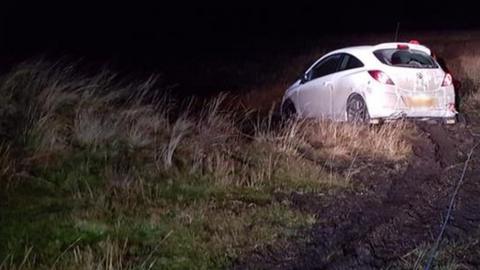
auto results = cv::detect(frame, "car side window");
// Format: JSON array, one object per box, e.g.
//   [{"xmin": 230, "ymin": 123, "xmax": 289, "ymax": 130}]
[
  {"xmin": 309, "ymin": 54, "xmax": 342, "ymax": 80},
  {"xmin": 339, "ymin": 54, "xmax": 364, "ymax": 71}
]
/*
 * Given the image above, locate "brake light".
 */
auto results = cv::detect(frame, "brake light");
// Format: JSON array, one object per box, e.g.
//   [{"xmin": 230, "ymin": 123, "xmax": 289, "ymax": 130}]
[
  {"xmin": 397, "ymin": 44, "xmax": 409, "ymax": 50},
  {"xmin": 368, "ymin": 70, "xmax": 395, "ymax": 85},
  {"xmin": 442, "ymin": 73, "xmax": 453, "ymax": 87}
]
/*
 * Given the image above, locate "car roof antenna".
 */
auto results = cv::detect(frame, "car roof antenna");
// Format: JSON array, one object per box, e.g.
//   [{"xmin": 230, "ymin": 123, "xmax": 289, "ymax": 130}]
[{"xmin": 394, "ymin": 22, "xmax": 401, "ymax": 42}]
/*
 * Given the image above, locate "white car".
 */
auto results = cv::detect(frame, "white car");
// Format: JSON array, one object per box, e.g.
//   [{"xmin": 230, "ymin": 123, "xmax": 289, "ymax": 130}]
[{"xmin": 281, "ymin": 42, "xmax": 457, "ymax": 124}]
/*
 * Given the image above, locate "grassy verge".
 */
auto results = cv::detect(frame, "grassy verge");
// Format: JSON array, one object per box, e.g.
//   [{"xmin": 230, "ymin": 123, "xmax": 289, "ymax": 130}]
[{"xmin": 0, "ymin": 61, "xmax": 412, "ymax": 269}]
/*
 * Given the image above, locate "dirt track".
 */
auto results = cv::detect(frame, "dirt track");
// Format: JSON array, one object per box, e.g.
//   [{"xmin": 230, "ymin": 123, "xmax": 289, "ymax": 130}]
[{"xmin": 235, "ymin": 120, "xmax": 480, "ymax": 269}]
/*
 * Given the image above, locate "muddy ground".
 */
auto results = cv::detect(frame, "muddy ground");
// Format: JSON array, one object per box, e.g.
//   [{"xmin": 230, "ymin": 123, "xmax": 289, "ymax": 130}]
[{"xmin": 235, "ymin": 116, "xmax": 480, "ymax": 269}]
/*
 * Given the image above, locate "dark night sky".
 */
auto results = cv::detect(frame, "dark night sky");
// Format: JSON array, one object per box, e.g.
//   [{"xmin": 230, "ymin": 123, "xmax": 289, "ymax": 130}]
[{"xmin": 0, "ymin": 1, "xmax": 478, "ymax": 66}]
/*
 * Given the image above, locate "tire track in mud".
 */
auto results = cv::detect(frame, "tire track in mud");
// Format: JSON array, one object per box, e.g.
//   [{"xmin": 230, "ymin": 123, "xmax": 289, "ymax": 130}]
[{"xmin": 235, "ymin": 123, "xmax": 480, "ymax": 269}]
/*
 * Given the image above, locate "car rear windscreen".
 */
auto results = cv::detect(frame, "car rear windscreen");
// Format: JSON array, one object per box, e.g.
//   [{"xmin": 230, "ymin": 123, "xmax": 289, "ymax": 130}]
[{"xmin": 373, "ymin": 49, "xmax": 438, "ymax": 69}]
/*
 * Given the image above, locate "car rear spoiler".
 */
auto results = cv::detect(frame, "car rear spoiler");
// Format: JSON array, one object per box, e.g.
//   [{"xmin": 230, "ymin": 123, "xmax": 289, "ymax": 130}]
[{"xmin": 373, "ymin": 42, "xmax": 431, "ymax": 55}]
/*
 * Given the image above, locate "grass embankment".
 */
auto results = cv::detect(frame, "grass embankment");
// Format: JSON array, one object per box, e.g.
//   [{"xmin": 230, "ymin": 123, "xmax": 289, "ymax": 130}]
[{"xmin": 0, "ymin": 62, "xmax": 411, "ymax": 269}]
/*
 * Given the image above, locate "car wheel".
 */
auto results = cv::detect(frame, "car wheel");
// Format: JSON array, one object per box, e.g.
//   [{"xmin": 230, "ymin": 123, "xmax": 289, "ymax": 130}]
[
  {"xmin": 281, "ymin": 99, "xmax": 297, "ymax": 120},
  {"xmin": 347, "ymin": 95, "xmax": 370, "ymax": 123}
]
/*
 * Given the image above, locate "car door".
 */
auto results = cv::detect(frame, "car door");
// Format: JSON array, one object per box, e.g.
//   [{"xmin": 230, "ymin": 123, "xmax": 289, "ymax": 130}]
[
  {"xmin": 331, "ymin": 54, "xmax": 365, "ymax": 120},
  {"xmin": 297, "ymin": 54, "xmax": 343, "ymax": 118}
]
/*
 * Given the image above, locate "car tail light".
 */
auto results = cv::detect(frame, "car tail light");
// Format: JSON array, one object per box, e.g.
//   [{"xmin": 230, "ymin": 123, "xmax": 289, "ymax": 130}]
[
  {"xmin": 442, "ymin": 73, "xmax": 453, "ymax": 87},
  {"xmin": 397, "ymin": 44, "xmax": 409, "ymax": 50},
  {"xmin": 368, "ymin": 70, "xmax": 395, "ymax": 85}
]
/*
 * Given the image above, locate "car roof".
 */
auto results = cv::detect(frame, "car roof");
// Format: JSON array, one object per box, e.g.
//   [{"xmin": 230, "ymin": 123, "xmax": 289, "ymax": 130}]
[
  {"xmin": 320, "ymin": 42, "xmax": 432, "ymax": 65},
  {"xmin": 329, "ymin": 42, "xmax": 431, "ymax": 55},
  {"xmin": 330, "ymin": 46, "xmax": 373, "ymax": 57}
]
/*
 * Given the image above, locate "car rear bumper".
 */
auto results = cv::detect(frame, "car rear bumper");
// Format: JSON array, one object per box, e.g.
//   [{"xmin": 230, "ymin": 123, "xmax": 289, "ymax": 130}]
[
  {"xmin": 370, "ymin": 107, "xmax": 456, "ymax": 118},
  {"xmin": 369, "ymin": 115, "xmax": 456, "ymax": 125},
  {"xmin": 365, "ymin": 86, "xmax": 456, "ymax": 120},
  {"xmin": 370, "ymin": 115, "xmax": 457, "ymax": 125}
]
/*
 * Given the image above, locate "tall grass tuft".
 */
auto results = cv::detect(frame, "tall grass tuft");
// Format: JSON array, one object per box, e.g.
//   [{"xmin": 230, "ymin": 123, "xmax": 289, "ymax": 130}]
[{"xmin": 306, "ymin": 120, "xmax": 412, "ymax": 162}]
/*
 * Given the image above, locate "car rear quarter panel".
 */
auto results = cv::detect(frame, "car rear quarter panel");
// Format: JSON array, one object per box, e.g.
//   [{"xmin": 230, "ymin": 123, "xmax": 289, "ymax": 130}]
[{"xmin": 333, "ymin": 69, "xmax": 370, "ymax": 121}]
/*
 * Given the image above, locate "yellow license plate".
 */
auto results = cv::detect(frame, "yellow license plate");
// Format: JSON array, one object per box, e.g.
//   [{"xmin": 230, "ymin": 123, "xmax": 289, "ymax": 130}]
[{"xmin": 404, "ymin": 95, "xmax": 437, "ymax": 108}]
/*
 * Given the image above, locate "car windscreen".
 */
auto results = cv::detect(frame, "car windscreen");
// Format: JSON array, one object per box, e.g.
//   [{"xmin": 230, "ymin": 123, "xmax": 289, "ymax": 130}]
[{"xmin": 373, "ymin": 49, "xmax": 438, "ymax": 69}]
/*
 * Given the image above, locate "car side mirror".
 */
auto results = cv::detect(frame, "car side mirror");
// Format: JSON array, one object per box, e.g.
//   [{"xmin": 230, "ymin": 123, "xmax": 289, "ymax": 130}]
[{"xmin": 300, "ymin": 73, "xmax": 308, "ymax": 84}]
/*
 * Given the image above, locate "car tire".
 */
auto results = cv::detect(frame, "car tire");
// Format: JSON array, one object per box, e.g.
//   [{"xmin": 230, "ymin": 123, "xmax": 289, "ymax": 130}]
[
  {"xmin": 346, "ymin": 95, "xmax": 370, "ymax": 123},
  {"xmin": 281, "ymin": 99, "xmax": 297, "ymax": 120}
]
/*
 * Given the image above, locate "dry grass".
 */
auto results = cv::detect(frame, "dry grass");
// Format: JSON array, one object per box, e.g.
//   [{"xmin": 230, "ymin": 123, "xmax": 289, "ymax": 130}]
[
  {"xmin": 0, "ymin": 59, "xmax": 416, "ymax": 269},
  {"xmin": 0, "ymin": 61, "xmax": 346, "ymax": 269},
  {"xmin": 0, "ymin": 144, "xmax": 15, "ymax": 187},
  {"xmin": 305, "ymin": 120, "xmax": 413, "ymax": 162},
  {"xmin": 0, "ymin": 239, "xmax": 140, "ymax": 270}
]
